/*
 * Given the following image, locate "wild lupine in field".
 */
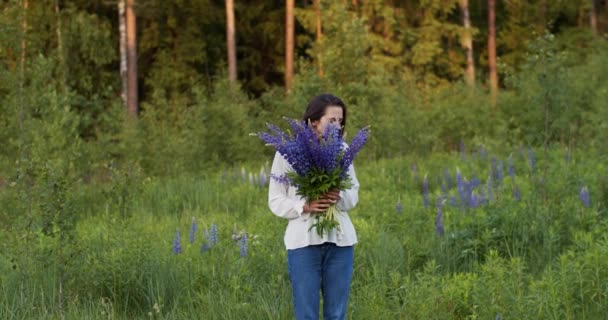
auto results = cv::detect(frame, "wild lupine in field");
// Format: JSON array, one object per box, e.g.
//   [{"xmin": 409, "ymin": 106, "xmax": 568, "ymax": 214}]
[
  {"xmin": 173, "ymin": 229, "xmax": 182, "ymax": 254},
  {"xmin": 189, "ymin": 218, "xmax": 198, "ymax": 244},
  {"xmin": 396, "ymin": 197, "xmax": 403, "ymax": 214},
  {"xmin": 210, "ymin": 224, "xmax": 218, "ymax": 246},
  {"xmin": 487, "ymin": 174, "xmax": 493, "ymax": 202},
  {"xmin": 579, "ymin": 186, "xmax": 590, "ymax": 208},
  {"xmin": 450, "ymin": 195, "xmax": 457, "ymax": 207},
  {"xmin": 513, "ymin": 185, "xmax": 521, "ymax": 202},
  {"xmin": 422, "ymin": 175, "xmax": 430, "ymax": 209},
  {"xmin": 240, "ymin": 233, "xmax": 248, "ymax": 258},
  {"xmin": 435, "ymin": 197, "xmax": 445, "ymax": 236},
  {"xmin": 259, "ymin": 167, "xmax": 267, "ymax": 188},
  {"xmin": 528, "ymin": 147, "xmax": 536, "ymax": 172},
  {"xmin": 508, "ymin": 154, "xmax": 515, "ymax": 181},
  {"xmin": 497, "ymin": 160, "xmax": 504, "ymax": 184}
]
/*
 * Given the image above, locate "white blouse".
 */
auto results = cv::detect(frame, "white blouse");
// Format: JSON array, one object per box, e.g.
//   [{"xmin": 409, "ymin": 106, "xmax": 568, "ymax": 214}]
[{"xmin": 268, "ymin": 151, "xmax": 359, "ymax": 250}]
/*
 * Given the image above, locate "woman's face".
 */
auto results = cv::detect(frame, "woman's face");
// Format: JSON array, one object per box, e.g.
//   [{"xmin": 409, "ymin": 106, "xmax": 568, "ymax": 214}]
[{"xmin": 313, "ymin": 105, "xmax": 344, "ymax": 135}]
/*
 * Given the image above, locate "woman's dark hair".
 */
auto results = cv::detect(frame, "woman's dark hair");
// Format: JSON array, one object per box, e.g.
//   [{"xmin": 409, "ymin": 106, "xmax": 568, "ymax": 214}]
[{"xmin": 302, "ymin": 93, "xmax": 347, "ymax": 136}]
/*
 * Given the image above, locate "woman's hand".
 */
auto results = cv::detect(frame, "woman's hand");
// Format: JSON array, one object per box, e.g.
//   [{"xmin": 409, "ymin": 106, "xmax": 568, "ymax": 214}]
[{"xmin": 303, "ymin": 190, "xmax": 341, "ymax": 213}]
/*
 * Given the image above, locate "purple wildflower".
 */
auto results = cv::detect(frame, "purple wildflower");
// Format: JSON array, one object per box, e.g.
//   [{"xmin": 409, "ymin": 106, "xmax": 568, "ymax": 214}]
[
  {"xmin": 210, "ymin": 224, "xmax": 218, "ymax": 246},
  {"xmin": 508, "ymin": 154, "xmax": 515, "ymax": 181},
  {"xmin": 189, "ymin": 218, "xmax": 198, "ymax": 244},
  {"xmin": 513, "ymin": 185, "xmax": 521, "ymax": 202},
  {"xmin": 270, "ymin": 173, "xmax": 291, "ymax": 185},
  {"xmin": 339, "ymin": 126, "xmax": 371, "ymax": 176},
  {"xmin": 487, "ymin": 174, "xmax": 493, "ymax": 202},
  {"xmin": 497, "ymin": 160, "xmax": 504, "ymax": 184},
  {"xmin": 259, "ymin": 167, "xmax": 267, "ymax": 188},
  {"xmin": 579, "ymin": 186, "xmax": 590, "ymax": 208},
  {"xmin": 173, "ymin": 229, "xmax": 182, "ymax": 254},
  {"xmin": 435, "ymin": 198, "xmax": 445, "ymax": 236},
  {"xmin": 396, "ymin": 198, "xmax": 403, "ymax": 214},
  {"xmin": 422, "ymin": 175, "xmax": 430, "ymax": 209},
  {"xmin": 240, "ymin": 233, "xmax": 248, "ymax": 257},
  {"xmin": 528, "ymin": 147, "xmax": 536, "ymax": 172}
]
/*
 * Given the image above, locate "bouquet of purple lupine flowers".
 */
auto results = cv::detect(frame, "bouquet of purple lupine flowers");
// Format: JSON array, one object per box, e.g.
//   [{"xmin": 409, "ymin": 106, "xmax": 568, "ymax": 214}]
[{"xmin": 255, "ymin": 118, "xmax": 370, "ymax": 236}]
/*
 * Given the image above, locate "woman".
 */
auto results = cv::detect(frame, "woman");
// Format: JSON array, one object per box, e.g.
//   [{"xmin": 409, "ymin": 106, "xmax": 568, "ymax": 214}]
[{"xmin": 268, "ymin": 94, "xmax": 359, "ymax": 320}]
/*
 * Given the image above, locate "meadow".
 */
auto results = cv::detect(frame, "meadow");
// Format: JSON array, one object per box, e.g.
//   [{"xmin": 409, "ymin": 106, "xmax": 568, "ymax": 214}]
[{"xmin": 1, "ymin": 144, "xmax": 607, "ymax": 319}]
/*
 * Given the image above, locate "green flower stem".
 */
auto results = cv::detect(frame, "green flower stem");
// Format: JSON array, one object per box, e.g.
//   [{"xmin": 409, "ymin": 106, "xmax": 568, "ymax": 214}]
[{"xmin": 309, "ymin": 204, "xmax": 341, "ymax": 236}]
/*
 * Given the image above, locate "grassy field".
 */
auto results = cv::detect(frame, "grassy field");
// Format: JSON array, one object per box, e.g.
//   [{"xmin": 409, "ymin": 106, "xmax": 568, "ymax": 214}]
[{"xmin": 1, "ymin": 146, "xmax": 607, "ymax": 319}]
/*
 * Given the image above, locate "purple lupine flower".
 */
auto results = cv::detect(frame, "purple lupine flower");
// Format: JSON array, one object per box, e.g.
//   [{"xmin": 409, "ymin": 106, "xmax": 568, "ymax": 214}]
[
  {"xmin": 579, "ymin": 186, "xmax": 590, "ymax": 208},
  {"xmin": 487, "ymin": 174, "xmax": 493, "ymax": 202},
  {"xmin": 528, "ymin": 147, "xmax": 536, "ymax": 172},
  {"xmin": 210, "ymin": 224, "xmax": 218, "ymax": 246},
  {"xmin": 435, "ymin": 198, "xmax": 445, "ymax": 236},
  {"xmin": 471, "ymin": 174, "xmax": 481, "ymax": 189},
  {"xmin": 456, "ymin": 169, "xmax": 464, "ymax": 191},
  {"xmin": 422, "ymin": 175, "xmax": 430, "ymax": 209},
  {"xmin": 240, "ymin": 233, "xmax": 248, "ymax": 258},
  {"xmin": 189, "ymin": 218, "xmax": 198, "ymax": 244},
  {"xmin": 497, "ymin": 160, "xmax": 504, "ymax": 184},
  {"xmin": 259, "ymin": 167, "xmax": 267, "ymax": 188},
  {"xmin": 173, "ymin": 229, "xmax": 182, "ymax": 254},
  {"xmin": 513, "ymin": 185, "xmax": 521, "ymax": 202},
  {"xmin": 469, "ymin": 193, "xmax": 479, "ymax": 208},
  {"xmin": 396, "ymin": 198, "xmax": 403, "ymax": 214},
  {"xmin": 508, "ymin": 154, "xmax": 515, "ymax": 181},
  {"xmin": 339, "ymin": 126, "xmax": 371, "ymax": 176},
  {"xmin": 270, "ymin": 173, "xmax": 291, "ymax": 185}
]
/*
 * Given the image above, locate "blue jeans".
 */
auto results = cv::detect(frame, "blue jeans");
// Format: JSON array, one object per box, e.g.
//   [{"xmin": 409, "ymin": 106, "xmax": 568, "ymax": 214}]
[{"xmin": 287, "ymin": 243, "xmax": 354, "ymax": 320}]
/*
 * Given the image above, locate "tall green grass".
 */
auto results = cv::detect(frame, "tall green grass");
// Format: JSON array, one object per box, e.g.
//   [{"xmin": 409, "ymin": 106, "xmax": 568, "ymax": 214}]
[{"xmin": 1, "ymin": 146, "xmax": 607, "ymax": 319}]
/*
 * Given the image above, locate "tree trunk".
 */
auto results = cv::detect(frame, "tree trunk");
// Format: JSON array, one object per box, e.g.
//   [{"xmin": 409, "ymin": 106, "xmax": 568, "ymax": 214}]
[
  {"xmin": 118, "ymin": 0, "xmax": 127, "ymax": 108},
  {"xmin": 20, "ymin": 0, "xmax": 28, "ymax": 82},
  {"xmin": 460, "ymin": 0, "xmax": 475, "ymax": 87},
  {"xmin": 590, "ymin": 0, "xmax": 598, "ymax": 34},
  {"xmin": 488, "ymin": 0, "xmax": 498, "ymax": 106},
  {"xmin": 55, "ymin": 0, "xmax": 65, "ymax": 90},
  {"xmin": 285, "ymin": 0, "xmax": 295, "ymax": 94},
  {"xmin": 126, "ymin": 0, "xmax": 138, "ymax": 116},
  {"xmin": 314, "ymin": 0, "xmax": 323, "ymax": 78},
  {"xmin": 226, "ymin": 0, "xmax": 237, "ymax": 86}
]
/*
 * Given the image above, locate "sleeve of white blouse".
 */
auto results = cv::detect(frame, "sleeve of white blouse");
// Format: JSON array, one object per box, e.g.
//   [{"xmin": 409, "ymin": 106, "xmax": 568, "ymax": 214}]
[
  {"xmin": 337, "ymin": 164, "xmax": 359, "ymax": 212},
  {"xmin": 268, "ymin": 152, "xmax": 306, "ymax": 220}
]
